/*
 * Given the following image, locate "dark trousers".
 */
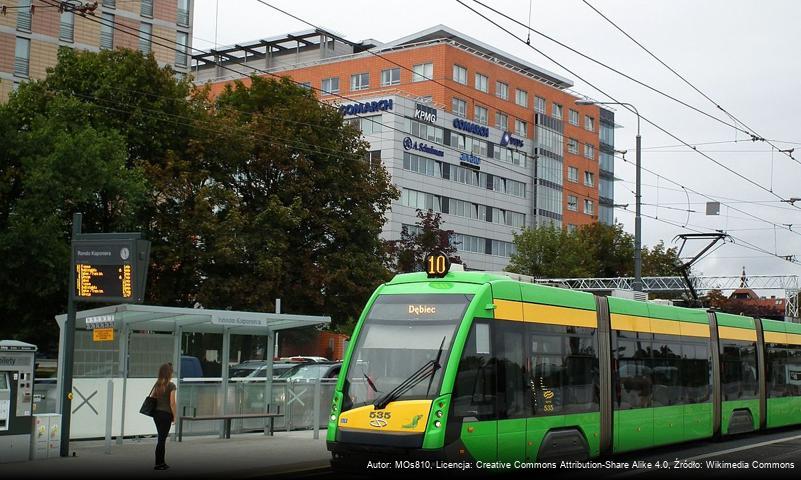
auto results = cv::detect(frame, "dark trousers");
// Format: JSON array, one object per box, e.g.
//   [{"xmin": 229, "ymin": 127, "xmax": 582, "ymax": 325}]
[{"xmin": 153, "ymin": 410, "xmax": 172, "ymax": 466}]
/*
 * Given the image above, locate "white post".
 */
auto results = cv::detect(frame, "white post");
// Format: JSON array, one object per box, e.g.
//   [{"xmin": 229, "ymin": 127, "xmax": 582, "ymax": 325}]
[
  {"xmin": 105, "ymin": 380, "xmax": 113, "ymax": 454},
  {"xmin": 264, "ymin": 328, "xmax": 274, "ymax": 435},
  {"xmin": 117, "ymin": 326, "xmax": 129, "ymax": 445},
  {"xmin": 313, "ymin": 377, "xmax": 321, "ymax": 440},
  {"xmin": 171, "ymin": 325, "xmax": 182, "ymax": 441},
  {"xmin": 220, "ymin": 328, "xmax": 230, "ymax": 438}
]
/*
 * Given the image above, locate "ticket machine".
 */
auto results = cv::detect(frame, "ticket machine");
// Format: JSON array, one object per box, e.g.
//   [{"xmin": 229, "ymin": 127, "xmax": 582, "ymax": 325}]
[{"xmin": 0, "ymin": 340, "xmax": 36, "ymax": 463}]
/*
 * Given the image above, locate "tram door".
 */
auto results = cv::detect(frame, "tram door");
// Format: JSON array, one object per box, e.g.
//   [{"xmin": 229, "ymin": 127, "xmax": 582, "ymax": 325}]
[
  {"xmin": 452, "ymin": 320, "xmax": 497, "ymax": 462},
  {"xmin": 495, "ymin": 321, "xmax": 527, "ymax": 462}
]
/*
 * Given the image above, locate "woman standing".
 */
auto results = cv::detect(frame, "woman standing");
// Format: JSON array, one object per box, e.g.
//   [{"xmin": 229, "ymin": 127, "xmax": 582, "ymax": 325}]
[{"xmin": 152, "ymin": 363, "xmax": 177, "ymax": 470}]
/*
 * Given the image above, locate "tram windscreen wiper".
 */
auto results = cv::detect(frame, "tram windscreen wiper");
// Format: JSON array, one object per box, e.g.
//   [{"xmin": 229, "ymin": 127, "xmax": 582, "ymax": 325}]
[{"xmin": 373, "ymin": 337, "xmax": 446, "ymax": 410}]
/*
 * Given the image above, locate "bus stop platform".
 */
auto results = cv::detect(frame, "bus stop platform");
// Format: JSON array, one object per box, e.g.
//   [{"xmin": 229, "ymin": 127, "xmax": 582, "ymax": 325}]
[{"xmin": 3, "ymin": 429, "xmax": 330, "ymax": 478}]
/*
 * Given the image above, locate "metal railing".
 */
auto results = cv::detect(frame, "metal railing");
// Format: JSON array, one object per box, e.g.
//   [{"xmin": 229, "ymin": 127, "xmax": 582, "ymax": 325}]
[{"xmin": 176, "ymin": 378, "xmax": 337, "ymax": 436}]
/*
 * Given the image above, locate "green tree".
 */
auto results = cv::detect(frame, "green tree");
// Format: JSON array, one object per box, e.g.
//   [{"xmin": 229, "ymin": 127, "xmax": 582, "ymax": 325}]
[
  {"xmin": 507, "ymin": 222, "xmax": 683, "ymax": 279},
  {"xmin": 386, "ymin": 209, "xmax": 462, "ymax": 273},
  {"xmin": 0, "ymin": 95, "xmax": 146, "ymax": 349},
  {"xmin": 641, "ymin": 240, "xmax": 681, "ymax": 276},
  {"xmin": 506, "ymin": 224, "xmax": 592, "ymax": 277}
]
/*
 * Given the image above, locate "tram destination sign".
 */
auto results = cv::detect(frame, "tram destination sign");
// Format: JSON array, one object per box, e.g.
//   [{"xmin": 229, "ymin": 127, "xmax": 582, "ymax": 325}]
[{"xmin": 71, "ymin": 236, "xmax": 150, "ymax": 303}]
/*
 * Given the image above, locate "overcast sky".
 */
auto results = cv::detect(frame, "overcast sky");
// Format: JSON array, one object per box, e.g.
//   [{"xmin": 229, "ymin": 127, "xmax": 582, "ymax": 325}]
[{"xmin": 192, "ymin": 0, "xmax": 801, "ymax": 284}]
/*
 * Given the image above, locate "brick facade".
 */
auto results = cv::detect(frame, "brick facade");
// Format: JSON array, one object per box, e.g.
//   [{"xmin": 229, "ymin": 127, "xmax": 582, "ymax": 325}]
[{"xmin": 1, "ymin": 0, "xmax": 193, "ymax": 101}]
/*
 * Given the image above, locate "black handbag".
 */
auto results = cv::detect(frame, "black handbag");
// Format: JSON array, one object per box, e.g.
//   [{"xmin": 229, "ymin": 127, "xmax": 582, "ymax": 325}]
[{"xmin": 139, "ymin": 386, "xmax": 157, "ymax": 417}]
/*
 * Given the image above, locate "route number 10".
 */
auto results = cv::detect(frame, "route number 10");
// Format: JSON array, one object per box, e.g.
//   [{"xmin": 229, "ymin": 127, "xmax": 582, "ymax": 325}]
[{"xmin": 424, "ymin": 252, "xmax": 450, "ymax": 278}]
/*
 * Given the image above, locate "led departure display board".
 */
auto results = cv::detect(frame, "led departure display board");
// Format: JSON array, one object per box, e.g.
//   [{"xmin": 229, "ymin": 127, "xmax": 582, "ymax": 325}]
[{"xmin": 71, "ymin": 237, "xmax": 150, "ymax": 303}]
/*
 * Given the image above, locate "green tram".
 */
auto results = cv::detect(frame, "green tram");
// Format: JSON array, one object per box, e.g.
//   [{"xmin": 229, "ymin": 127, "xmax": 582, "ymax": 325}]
[{"xmin": 326, "ymin": 258, "xmax": 801, "ymax": 467}]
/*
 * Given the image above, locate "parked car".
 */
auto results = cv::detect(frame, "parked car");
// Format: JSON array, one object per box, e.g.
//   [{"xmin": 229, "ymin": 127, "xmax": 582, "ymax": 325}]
[
  {"xmin": 279, "ymin": 356, "xmax": 330, "ymax": 363},
  {"xmin": 278, "ymin": 362, "xmax": 342, "ymax": 381},
  {"xmin": 230, "ymin": 361, "xmax": 297, "ymax": 379},
  {"xmin": 180, "ymin": 355, "xmax": 203, "ymax": 379}
]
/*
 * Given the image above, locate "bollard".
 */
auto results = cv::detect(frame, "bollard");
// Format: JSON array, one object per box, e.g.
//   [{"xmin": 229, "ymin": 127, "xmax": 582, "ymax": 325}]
[
  {"xmin": 105, "ymin": 380, "xmax": 114, "ymax": 454},
  {"xmin": 313, "ymin": 377, "xmax": 321, "ymax": 440}
]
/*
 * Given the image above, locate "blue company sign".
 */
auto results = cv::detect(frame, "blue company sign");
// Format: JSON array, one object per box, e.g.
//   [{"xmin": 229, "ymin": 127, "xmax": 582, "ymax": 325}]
[
  {"xmin": 403, "ymin": 137, "xmax": 444, "ymax": 157},
  {"xmin": 452, "ymin": 118, "xmax": 489, "ymax": 138},
  {"xmin": 459, "ymin": 152, "xmax": 481, "ymax": 168},
  {"xmin": 338, "ymin": 98, "xmax": 393, "ymax": 116},
  {"xmin": 500, "ymin": 131, "xmax": 524, "ymax": 148}
]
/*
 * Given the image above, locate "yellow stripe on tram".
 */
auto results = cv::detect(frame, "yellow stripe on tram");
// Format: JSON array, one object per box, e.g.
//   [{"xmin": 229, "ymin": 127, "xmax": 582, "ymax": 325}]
[
  {"xmin": 493, "ymin": 300, "xmax": 596, "ymax": 328},
  {"xmin": 718, "ymin": 326, "xmax": 758, "ymax": 342},
  {"xmin": 764, "ymin": 331, "xmax": 788, "ymax": 344},
  {"xmin": 787, "ymin": 333, "xmax": 801, "ymax": 346},
  {"xmin": 610, "ymin": 314, "xmax": 710, "ymax": 338}
]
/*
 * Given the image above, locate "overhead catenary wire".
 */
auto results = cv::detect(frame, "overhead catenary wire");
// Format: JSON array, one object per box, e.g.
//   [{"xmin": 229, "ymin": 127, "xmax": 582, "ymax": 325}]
[
  {"xmin": 581, "ymin": 0, "xmax": 798, "ymax": 164},
  {"xmin": 460, "ymin": 0, "xmax": 801, "ymax": 201}
]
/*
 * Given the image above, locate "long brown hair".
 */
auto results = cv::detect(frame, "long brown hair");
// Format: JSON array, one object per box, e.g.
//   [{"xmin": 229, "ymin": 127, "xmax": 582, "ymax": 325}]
[{"xmin": 154, "ymin": 363, "xmax": 173, "ymax": 397}]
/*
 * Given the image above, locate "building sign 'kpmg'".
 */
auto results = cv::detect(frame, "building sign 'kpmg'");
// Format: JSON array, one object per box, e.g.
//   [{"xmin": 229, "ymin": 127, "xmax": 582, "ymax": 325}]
[
  {"xmin": 414, "ymin": 103, "xmax": 438, "ymax": 124},
  {"xmin": 452, "ymin": 118, "xmax": 489, "ymax": 137},
  {"xmin": 500, "ymin": 131, "xmax": 524, "ymax": 148},
  {"xmin": 403, "ymin": 137, "xmax": 445, "ymax": 157},
  {"xmin": 338, "ymin": 98, "xmax": 394, "ymax": 116}
]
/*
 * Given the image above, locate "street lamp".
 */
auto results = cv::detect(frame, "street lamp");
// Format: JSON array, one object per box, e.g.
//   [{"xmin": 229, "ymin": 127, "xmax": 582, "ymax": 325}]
[{"xmin": 576, "ymin": 99, "xmax": 643, "ymax": 291}]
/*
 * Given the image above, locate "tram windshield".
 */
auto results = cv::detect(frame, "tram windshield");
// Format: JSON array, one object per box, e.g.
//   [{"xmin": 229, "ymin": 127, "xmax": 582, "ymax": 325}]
[{"xmin": 343, "ymin": 294, "xmax": 473, "ymax": 409}]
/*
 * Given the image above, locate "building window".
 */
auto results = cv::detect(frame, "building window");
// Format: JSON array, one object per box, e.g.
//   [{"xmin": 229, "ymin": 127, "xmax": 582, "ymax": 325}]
[
  {"xmin": 140, "ymin": 0, "xmax": 153, "ymax": 17},
  {"xmin": 452, "ymin": 97, "xmax": 467, "ymax": 118},
  {"xmin": 60, "ymin": 10, "xmax": 75, "ymax": 42},
  {"xmin": 568, "ymin": 166, "xmax": 579, "ymax": 183},
  {"xmin": 351, "ymin": 72, "xmax": 369, "ymax": 91},
  {"xmin": 381, "ymin": 68, "xmax": 400, "ymax": 87},
  {"xmin": 175, "ymin": 31, "xmax": 188, "ymax": 66},
  {"xmin": 475, "ymin": 73, "xmax": 488, "ymax": 93},
  {"xmin": 584, "ymin": 171, "xmax": 594, "ymax": 187},
  {"xmin": 567, "ymin": 224, "xmax": 577, "ymax": 233},
  {"xmin": 567, "ymin": 195, "xmax": 578, "ymax": 212},
  {"xmin": 412, "ymin": 63, "xmax": 433, "ymax": 82},
  {"xmin": 584, "ymin": 143, "xmax": 595, "ymax": 160},
  {"xmin": 102, "ymin": 0, "xmax": 116, "ymax": 7},
  {"xmin": 177, "ymin": 0, "xmax": 190, "ymax": 27},
  {"xmin": 515, "ymin": 89, "xmax": 528, "ymax": 107},
  {"xmin": 496, "ymin": 81, "xmax": 508, "ymax": 100},
  {"xmin": 139, "ymin": 22, "xmax": 152, "ymax": 54},
  {"xmin": 14, "ymin": 37, "xmax": 30, "ymax": 77},
  {"xmin": 553, "ymin": 103, "xmax": 563, "ymax": 119},
  {"xmin": 299, "ymin": 82, "xmax": 311, "ymax": 90},
  {"xmin": 17, "ymin": 0, "xmax": 32, "ymax": 31},
  {"xmin": 535, "ymin": 96, "xmax": 546, "ymax": 113},
  {"xmin": 365, "ymin": 150, "xmax": 382, "ymax": 170},
  {"xmin": 515, "ymin": 119, "xmax": 527, "ymax": 137},
  {"xmin": 584, "ymin": 199, "xmax": 594, "ymax": 215},
  {"xmin": 496, "ymin": 111, "xmax": 508, "ymax": 131},
  {"xmin": 585, "ymin": 115, "xmax": 595, "ymax": 131},
  {"xmin": 567, "ymin": 138, "xmax": 578, "ymax": 154},
  {"xmin": 453, "ymin": 64, "xmax": 467, "ymax": 85},
  {"xmin": 321, "ymin": 77, "xmax": 339, "ymax": 94},
  {"xmin": 100, "ymin": 13, "xmax": 115, "ymax": 50},
  {"xmin": 474, "ymin": 105, "xmax": 488, "ymax": 125},
  {"xmin": 348, "ymin": 115, "xmax": 383, "ymax": 135},
  {"xmin": 569, "ymin": 109, "xmax": 579, "ymax": 126}
]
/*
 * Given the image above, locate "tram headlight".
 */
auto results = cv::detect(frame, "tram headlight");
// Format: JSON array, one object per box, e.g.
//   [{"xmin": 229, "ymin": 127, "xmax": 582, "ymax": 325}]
[
  {"xmin": 436, "ymin": 410, "xmax": 443, "ymax": 418},
  {"xmin": 330, "ymin": 414, "xmax": 337, "ymax": 421},
  {"xmin": 434, "ymin": 420, "xmax": 442, "ymax": 428}
]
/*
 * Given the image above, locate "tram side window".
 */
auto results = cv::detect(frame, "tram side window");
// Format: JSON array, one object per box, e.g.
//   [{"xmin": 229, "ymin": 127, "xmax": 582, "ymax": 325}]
[
  {"xmin": 495, "ymin": 321, "xmax": 527, "ymax": 419},
  {"xmin": 767, "ymin": 344, "xmax": 788, "ymax": 398},
  {"xmin": 651, "ymin": 335, "xmax": 682, "ymax": 407},
  {"xmin": 614, "ymin": 331, "xmax": 653, "ymax": 410},
  {"xmin": 787, "ymin": 344, "xmax": 801, "ymax": 397},
  {"xmin": 720, "ymin": 340, "xmax": 759, "ymax": 401},
  {"xmin": 452, "ymin": 320, "xmax": 497, "ymax": 420},
  {"xmin": 681, "ymin": 341, "xmax": 711, "ymax": 404},
  {"xmin": 529, "ymin": 324, "xmax": 599, "ymax": 416}
]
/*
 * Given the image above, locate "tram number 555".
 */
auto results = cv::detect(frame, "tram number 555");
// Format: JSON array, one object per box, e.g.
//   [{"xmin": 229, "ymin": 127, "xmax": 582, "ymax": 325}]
[{"xmin": 424, "ymin": 251, "xmax": 451, "ymax": 278}]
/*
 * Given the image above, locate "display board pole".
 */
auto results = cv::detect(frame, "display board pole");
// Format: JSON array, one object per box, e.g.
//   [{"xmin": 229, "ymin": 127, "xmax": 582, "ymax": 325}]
[{"xmin": 60, "ymin": 212, "xmax": 81, "ymax": 457}]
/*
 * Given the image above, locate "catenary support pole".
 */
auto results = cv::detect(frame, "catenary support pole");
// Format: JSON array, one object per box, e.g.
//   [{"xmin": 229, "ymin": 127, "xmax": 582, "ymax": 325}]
[{"xmin": 60, "ymin": 212, "xmax": 81, "ymax": 457}]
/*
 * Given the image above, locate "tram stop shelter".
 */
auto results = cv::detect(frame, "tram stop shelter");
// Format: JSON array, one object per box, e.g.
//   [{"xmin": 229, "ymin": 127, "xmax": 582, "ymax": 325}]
[{"xmin": 53, "ymin": 304, "xmax": 331, "ymax": 440}]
